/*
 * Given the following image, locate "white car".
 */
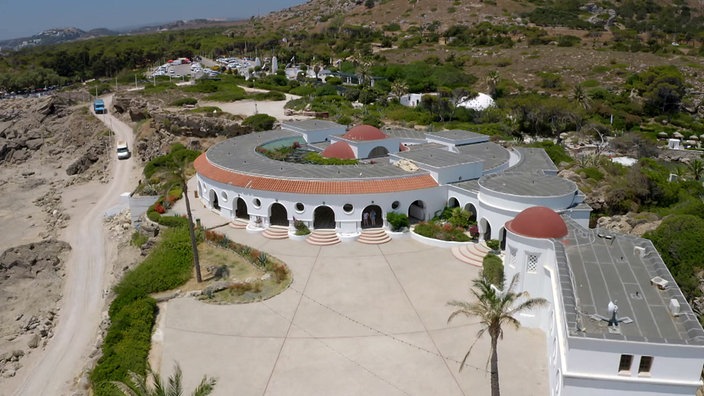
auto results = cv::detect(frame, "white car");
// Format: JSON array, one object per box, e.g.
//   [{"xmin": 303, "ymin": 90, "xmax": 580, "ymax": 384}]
[{"xmin": 116, "ymin": 141, "xmax": 131, "ymax": 160}]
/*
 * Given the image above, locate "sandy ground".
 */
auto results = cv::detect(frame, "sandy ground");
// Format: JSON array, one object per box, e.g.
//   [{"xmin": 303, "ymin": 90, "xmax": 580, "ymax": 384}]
[
  {"xmin": 2, "ymin": 95, "xmax": 142, "ymax": 395},
  {"xmin": 201, "ymin": 87, "xmax": 313, "ymax": 121},
  {"xmin": 0, "ymin": 88, "xmax": 309, "ymax": 395}
]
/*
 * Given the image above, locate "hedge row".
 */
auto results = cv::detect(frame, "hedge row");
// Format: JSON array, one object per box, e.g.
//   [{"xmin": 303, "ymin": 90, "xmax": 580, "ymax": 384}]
[{"xmin": 91, "ymin": 226, "xmax": 194, "ymax": 395}]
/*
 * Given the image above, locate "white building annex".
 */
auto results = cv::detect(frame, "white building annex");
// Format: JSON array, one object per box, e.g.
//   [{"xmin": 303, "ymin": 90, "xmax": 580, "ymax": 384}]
[{"xmin": 194, "ymin": 120, "xmax": 704, "ymax": 395}]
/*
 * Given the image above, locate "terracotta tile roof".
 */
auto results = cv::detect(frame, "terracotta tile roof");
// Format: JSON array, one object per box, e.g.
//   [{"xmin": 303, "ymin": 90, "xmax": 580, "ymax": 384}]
[{"xmin": 195, "ymin": 154, "xmax": 438, "ymax": 194}]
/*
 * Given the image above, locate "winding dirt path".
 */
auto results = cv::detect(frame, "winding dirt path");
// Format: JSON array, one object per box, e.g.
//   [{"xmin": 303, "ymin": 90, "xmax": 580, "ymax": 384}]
[{"xmin": 12, "ymin": 95, "xmax": 136, "ymax": 395}]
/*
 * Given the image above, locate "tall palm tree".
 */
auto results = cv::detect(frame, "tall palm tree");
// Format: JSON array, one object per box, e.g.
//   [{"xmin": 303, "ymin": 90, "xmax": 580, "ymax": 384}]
[
  {"xmin": 112, "ymin": 363, "xmax": 216, "ymax": 396},
  {"xmin": 447, "ymin": 274, "xmax": 547, "ymax": 396},
  {"xmin": 163, "ymin": 155, "xmax": 203, "ymax": 283}
]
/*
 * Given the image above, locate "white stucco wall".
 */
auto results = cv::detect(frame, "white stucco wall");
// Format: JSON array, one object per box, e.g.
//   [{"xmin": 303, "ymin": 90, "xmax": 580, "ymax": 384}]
[{"xmin": 197, "ymin": 173, "xmax": 447, "ymax": 231}]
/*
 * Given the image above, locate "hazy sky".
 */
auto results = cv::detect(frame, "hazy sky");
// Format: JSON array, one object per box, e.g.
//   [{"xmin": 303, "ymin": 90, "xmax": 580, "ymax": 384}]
[{"xmin": 0, "ymin": 0, "xmax": 308, "ymax": 40}]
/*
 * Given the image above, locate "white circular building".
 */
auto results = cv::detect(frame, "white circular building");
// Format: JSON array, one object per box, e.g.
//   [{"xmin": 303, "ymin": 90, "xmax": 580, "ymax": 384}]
[{"xmin": 194, "ymin": 120, "xmax": 591, "ymax": 242}]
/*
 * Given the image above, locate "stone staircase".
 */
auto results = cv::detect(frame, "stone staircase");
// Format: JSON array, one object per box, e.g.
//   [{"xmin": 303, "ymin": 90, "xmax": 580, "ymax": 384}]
[
  {"xmin": 452, "ymin": 241, "xmax": 491, "ymax": 267},
  {"xmin": 306, "ymin": 229, "xmax": 341, "ymax": 246},
  {"xmin": 262, "ymin": 225, "xmax": 290, "ymax": 240},
  {"xmin": 357, "ymin": 228, "xmax": 391, "ymax": 245},
  {"xmin": 229, "ymin": 218, "xmax": 249, "ymax": 230}
]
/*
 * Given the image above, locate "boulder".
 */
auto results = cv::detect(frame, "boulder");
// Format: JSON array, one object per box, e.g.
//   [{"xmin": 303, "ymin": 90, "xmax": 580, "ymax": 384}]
[{"xmin": 27, "ymin": 334, "xmax": 39, "ymax": 349}]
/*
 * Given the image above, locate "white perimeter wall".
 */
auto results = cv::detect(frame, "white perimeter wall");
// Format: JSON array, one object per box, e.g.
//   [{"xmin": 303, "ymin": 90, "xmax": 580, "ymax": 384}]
[{"xmin": 196, "ymin": 174, "xmax": 447, "ymax": 232}]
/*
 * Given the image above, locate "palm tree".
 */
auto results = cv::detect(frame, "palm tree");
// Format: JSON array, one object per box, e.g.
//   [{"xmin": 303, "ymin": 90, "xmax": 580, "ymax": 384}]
[
  {"xmin": 161, "ymin": 153, "xmax": 204, "ymax": 283},
  {"xmin": 687, "ymin": 158, "xmax": 704, "ymax": 181},
  {"xmin": 390, "ymin": 80, "xmax": 409, "ymax": 101},
  {"xmin": 486, "ymin": 70, "xmax": 500, "ymax": 98},
  {"xmin": 112, "ymin": 363, "xmax": 216, "ymax": 396},
  {"xmin": 447, "ymin": 274, "xmax": 547, "ymax": 396},
  {"xmin": 572, "ymin": 85, "xmax": 591, "ymax": 110}
]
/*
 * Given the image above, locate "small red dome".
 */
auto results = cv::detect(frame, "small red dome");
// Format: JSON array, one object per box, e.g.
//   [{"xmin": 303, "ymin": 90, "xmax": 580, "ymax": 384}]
[
  {"xmin": 342, "ymin": 125, "xmax": 387, "ymax": 141},
  {"xmin": 506, "ymin": 206, "xmax": 568, "ymax": 239},
  {"xmin": 321, "ymin": 141, "xmax": 355, "ymax": 159}
]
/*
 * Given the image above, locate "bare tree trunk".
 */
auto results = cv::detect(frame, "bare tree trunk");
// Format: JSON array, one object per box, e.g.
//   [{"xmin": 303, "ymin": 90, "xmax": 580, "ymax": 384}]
[
  {"xmin": 182, "ymin": 181, "xmax": 202, "ymax": 283},
  {"xmin": 490, "ymin": 333, "xmax": 500, "ymax": 396}
]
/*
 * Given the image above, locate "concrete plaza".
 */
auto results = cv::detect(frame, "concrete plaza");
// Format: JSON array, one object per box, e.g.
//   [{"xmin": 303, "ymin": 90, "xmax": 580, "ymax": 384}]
[{"xmin": 159, "ymin": 193, "xmax": 548, "ymax": 396}]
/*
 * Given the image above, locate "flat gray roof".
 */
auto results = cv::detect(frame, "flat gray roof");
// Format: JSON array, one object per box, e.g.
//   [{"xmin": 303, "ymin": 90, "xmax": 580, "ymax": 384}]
[
  {"xmin": 281, "ymin": 119, "xmax": 345, "ymax": 131},
  {"xmin": 455, "ymin": 142, "xmax": 510, "ymax": 173},
  {"xmin": 512, "ymin": 147, "xmax": 558, "ymax": 173},
  {"xmin": 559, "ymin": 218, "xmax": 704, "ymax": 345},
  {"xmin": 478, "ymin": 172, "xmax": 576, "ymax": 197},
  {"xmin": 383, "ymin": 128, "xmax": 427, "ymax": 140},
  {"xmin": 206, "ymin": 130, "xmax": 428, "ymax": 180},
  {"xmin": 393, "ymin": 147, "xmax": 482, "ymax": 168},
  {"xmin": 426, "ymin": 129, "xmax": 488, "ymax": 142}
]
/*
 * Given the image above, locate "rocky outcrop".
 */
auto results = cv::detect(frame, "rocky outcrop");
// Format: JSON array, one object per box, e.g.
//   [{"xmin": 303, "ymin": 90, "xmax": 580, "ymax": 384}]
[
  {"xmin": 596, "ymin": 212, "xmax": 661, "ymax": 237},
  {"xmin": 0, "ymin": 240, "xmax": 70, "ymax": 378},
  {"xmin": 0, "ymin": 95, "xmax": 107, "ymax": 172},
  {"xmin": 66, "ymin": 137, "xmax": 107, "ymax": 175}
]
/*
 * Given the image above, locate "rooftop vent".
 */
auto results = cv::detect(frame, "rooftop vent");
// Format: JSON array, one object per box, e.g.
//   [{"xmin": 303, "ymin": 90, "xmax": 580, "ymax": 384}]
[
  {"xmin": 669, "ymin": 299, "xmax": 681, "ymax": 317},
  {"xmin": 633, "ymin": 246, "xmax": 645, "ymax": 257},
  {"xmin": 650, "ymin": 276, "xmax": 669, "ymax": 290}
]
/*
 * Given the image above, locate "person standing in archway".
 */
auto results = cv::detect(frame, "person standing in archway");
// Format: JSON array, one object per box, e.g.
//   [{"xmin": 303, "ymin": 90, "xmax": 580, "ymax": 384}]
[
  {"xmin": 370, "ymin": 210, "xmax": 377, "ymax": 226},
  {"xmin": 363, "ymin": 211, "xmax": 370, "ymax": 227}
]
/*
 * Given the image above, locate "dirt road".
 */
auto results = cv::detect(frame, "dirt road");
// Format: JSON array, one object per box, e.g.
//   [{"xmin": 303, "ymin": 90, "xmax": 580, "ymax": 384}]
[{"xmin": 11, "ymin": 95, "xmax": 136, "ymax": 395}]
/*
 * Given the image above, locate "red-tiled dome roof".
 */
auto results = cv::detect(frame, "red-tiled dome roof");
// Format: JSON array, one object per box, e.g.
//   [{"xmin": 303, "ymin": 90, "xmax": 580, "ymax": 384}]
[
  {"xmin": 321, "ymin": 141, "xmax": 355, "ymax": 159},
  {"xmin": 506, "ymin": 206, "xmax": 568, "ymax": 239},
  {"xmin": 342, "ymin": 125, "xmax": 387, "ymax": 141}
]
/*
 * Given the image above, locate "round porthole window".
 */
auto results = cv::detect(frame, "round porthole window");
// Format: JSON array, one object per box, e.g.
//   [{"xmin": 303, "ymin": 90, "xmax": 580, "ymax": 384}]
[
  {"xmin": 253, "ymin": 198, "xmax": 261, "ymax": 208},
  {"xmin": 391, "ymin": 201, "xmax": 400, "ymax": 210},
  {"xmin": 343, "ymin": 203, "xmax": 354, "ymax": 213},
  {"xmin": 221, "ymin": 191, "xmax": 228, "ymax": 201},
  {"xmin": 295, "ymin": 202, "xmax": 305, "ymax": 212}
]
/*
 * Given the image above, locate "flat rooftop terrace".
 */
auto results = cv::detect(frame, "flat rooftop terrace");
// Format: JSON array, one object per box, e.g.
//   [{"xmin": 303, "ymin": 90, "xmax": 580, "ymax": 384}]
[
  {"xmin": 559, "ymin": 218, "xmax": 704, "ymax": 344},
  {"xmin": 478, "ymin": 172, "xmax": 576, "ymax": 197},
  {"xmin": 206, "ymin": 130, "xmax": 425, "ymax": 180}
]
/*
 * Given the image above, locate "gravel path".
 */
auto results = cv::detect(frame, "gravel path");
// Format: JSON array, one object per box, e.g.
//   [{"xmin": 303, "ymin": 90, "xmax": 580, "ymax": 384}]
[{"xmin": 11, "ymin": 95, "xmax": 138, "ymax": 395}]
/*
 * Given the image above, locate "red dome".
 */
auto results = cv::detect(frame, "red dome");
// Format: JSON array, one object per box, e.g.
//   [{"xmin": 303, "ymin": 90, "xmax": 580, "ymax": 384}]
[
  {"xmin": 342, "ymin": 125, "xmax": 387, "ymax": 141},
  {"xmin": 506, "ymin": 206, "xmax": 568, "ymax": 239},
  {"xmin": 321, "ymin": 141, "xmax": 355, "ymax": 159}
]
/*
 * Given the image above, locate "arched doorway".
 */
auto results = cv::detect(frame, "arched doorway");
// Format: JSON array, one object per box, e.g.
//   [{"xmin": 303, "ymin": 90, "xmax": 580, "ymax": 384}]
[
  {"xmin": 480, "ymin": 218, "xmax": 491, "ymax": 241},
  {"xmin": 368, "ymin": 146, "xmax": 389, "ymax": 158},
  {"xmin": 236, "ymin": 198, "xmax": 248, "ymax": 219},
  {"xmin": 269, "ymin": 203, "xmax": 289, "ymax": 226},
  {"xmin": 464, "ymin": 203, "xmax": 477, "ymax": 222},
  {"xmin": 499, "ymin": 227, "xmax": 507, "ymax": 250},
  {"xmin": 361, "ymin": 205, "xmax": 382, "ymax": 229},
  {"xmin": 313, "ymin": 206, "xmax": 336, "ymax": 229},
  {"xmin": 209, "ymin": 190, "xmax": 220, "ymax": 210},
  {"xmin": 448, "ymin": 197, "xmax": 460, "ymax": 208},
  {"xmin": 408, "ymin": 200, "xmax": 426, "ymax": 223}
]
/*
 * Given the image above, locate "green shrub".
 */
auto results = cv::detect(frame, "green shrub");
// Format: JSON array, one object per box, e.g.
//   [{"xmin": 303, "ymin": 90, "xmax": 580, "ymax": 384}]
[
  {"xmin": 386, "ymin": 212, "xmax": 409, "ymax": 232},
  {"xmin": 413, "ymin": 221, "xmax": 470, "ymax": 242},
  {"xmin": 92, "ymin": 225, "xmax": 194, "ymax": 394},
  {"xmin": 130, "ymin": 231, "xmax": 148, "ymax": 247},
  {"xmin": 293, "ymin": 219, "xmax": 311, "ymax": 235},
  {"xmin": 482, "ymin": 253, "xmax": 504, "ymax": 288},
  {"xmin": 485, "ymin": 239, "xmax": 501, "ymax": 251},
  {"xmin": 111, "ymin": 227, "xmax": 193, "ymax": 316},
  {"xmin": 171, "ymin": 97, "xmax": 198, "ymax": 106},
  {"xmin": 581, "ymin": 167, "xmax": 604, "ymax": 181},
  {"xmin": 243, "ymin": 113, "xmax": 276, "ymax": 131},
  {"xmin": 302, "ymin": 152, "xmax": 358, "ymax": 165},
  {"xmin": 91, "ymin": 297, "xmax": 156, "ymax": 394}
]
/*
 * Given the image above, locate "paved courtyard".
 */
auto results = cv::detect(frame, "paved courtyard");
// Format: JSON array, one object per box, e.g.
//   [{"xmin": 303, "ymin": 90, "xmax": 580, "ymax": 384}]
[{"xmin": 159, "ymin": 193, "xmax": 548, "ymax": 396}]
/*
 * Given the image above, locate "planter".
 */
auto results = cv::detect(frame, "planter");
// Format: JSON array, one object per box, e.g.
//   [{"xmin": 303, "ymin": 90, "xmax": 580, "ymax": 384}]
[
  {"xmin": 410, "ymin": 228, "xmax": 473, "ymax": 248},
  {"xmin": 289, "ymin": 232, "xmax": 308, "ymax": 241},
  {"xmin": 387, "ymin": 230, "xmax": 409, "ymax": 239}
]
